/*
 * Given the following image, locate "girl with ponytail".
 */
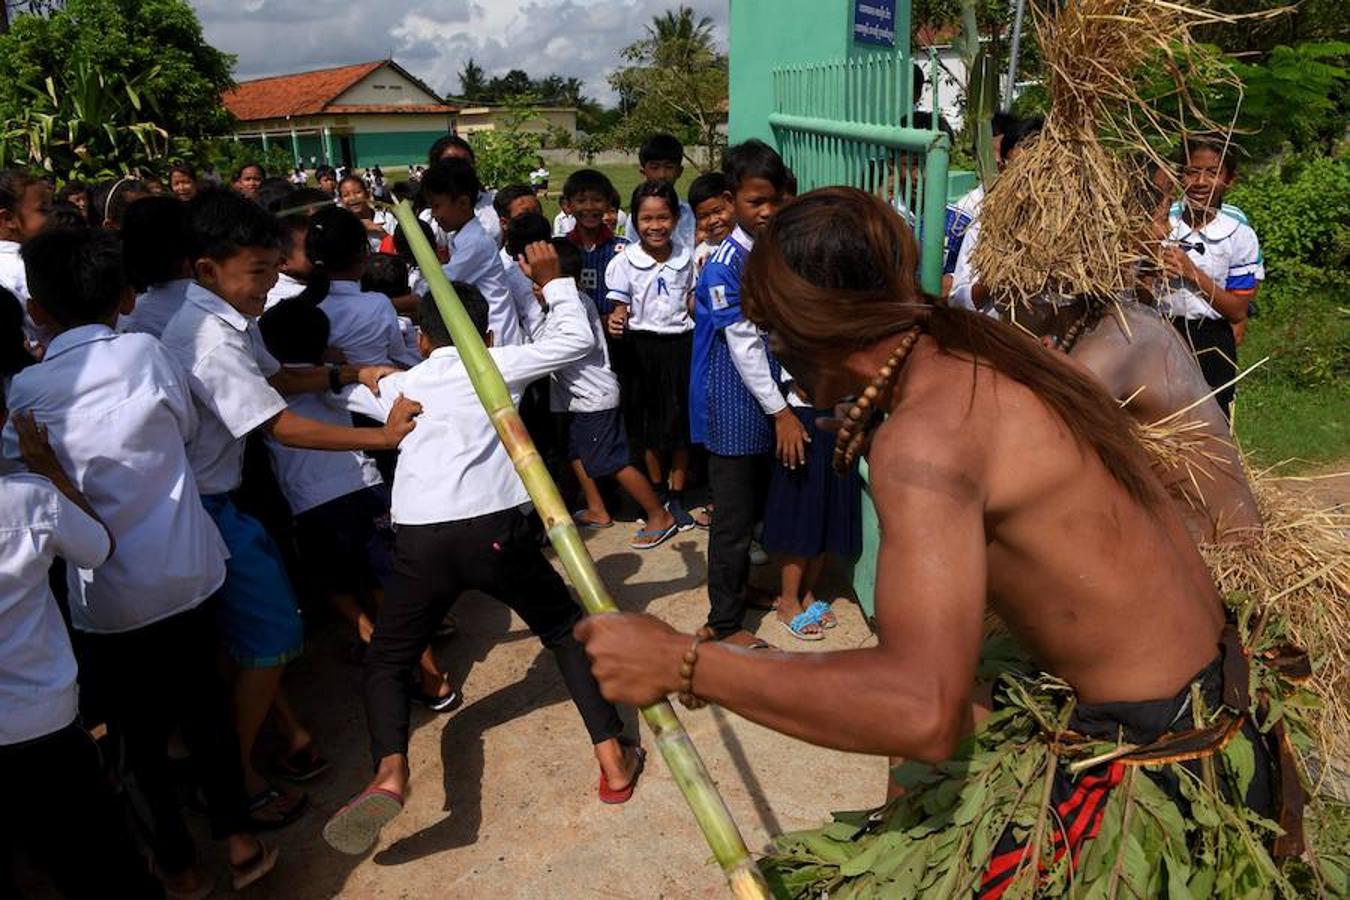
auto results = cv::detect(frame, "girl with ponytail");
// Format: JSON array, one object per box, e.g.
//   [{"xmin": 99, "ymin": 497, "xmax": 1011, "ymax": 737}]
[{"xmin": 298, "ymin": 206, "xmax": 420, "ymax": 368}]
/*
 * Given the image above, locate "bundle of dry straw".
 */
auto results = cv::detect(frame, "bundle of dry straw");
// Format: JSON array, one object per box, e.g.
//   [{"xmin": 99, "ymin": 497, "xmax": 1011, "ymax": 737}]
[
  {"xmin": 1203, "ymin": 473, "xmax": 1350, "ymax": 776},
  {"xmin": 972, "ymin": 0, "xmax": 1256, "ymax": 308},
  {"xmin": 1142, "ymin": 418, "xmax": 1350, "ymax": 778}
]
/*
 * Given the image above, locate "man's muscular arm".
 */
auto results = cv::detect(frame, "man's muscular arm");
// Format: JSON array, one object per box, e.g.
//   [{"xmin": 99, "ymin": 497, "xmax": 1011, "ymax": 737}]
[{"xmin": 578, "ymin": 424, "xmax": 989, "ymax": 762}]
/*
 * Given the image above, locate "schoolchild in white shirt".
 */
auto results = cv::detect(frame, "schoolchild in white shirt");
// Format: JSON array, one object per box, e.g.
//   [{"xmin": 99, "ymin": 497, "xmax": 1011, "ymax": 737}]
[
  {"xmin": 1157, "ymin": 139, "xmax": 1263, "ymax": 421},
  {"xmin": 637, "ymin": 132, "xmax": 697, "ymax": 249},
  {"xmin": 3, "ymin": 227, "xmax": 278, "ymax": 894},
  {"xmin": 296, "ymin": 206, "xmax": 421, "ymax": 368},
  {"xmin": 257, "ymin": 298, "xmax": 455, "ymax": 709},
  {"xmin": 688, "ymin": 172, "xmax": 734, "ymax": 276},
  {"xmin": 421, "ymin": 159, "xmax": 525, "ymax": 347},
  {"xmin": 0, "ymin": 169, "xmax": 51, "ymax": 348},
  {"xmin": 606, "ymin": 181, "xmax": 703, "ymax": 530},
  {"xmin": 119, "ymin": 194, "xmax": 194, "ymax": 338},
  {"xmin": 507, "ymin": 233, "xmax": 676, "ymax": 546},
  {"xmin": 0, "ymin": 409, "xmax": 168, "ymax": 899},
  {"xmin": 321, "ymin": 248, "xmax": 644, "ymax": 857},
  {"xmin": 426, "ymin": 134, "xmax": 502, "ymax": 245},
  {"xmin": 338, "ymin": 174, "xmax": 396, "ymax": 253},
  {"xmin": 265, "ymin": 188, "xmax": 335, "ymax": 311},
  {"xmin": 493, "ymin": 188, "xmax": 551, "ymax": 330},
  {"xmin": 160, "ymin": 188, "xmax": 420, "ymax": 831}
]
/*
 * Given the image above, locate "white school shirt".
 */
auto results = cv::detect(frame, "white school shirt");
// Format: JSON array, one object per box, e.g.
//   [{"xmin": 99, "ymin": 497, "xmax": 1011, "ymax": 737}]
[
  {"xmin": 499, "ymin": 248, "xmax": 547, "ymax": 338},
  {"xmin": 605, "ymin": 241, "xmax": 695, "ymax": 335},
  {"xmin": 120, "ymin": 278, "xmax": 192, "ymax": 339},
  {"xmin": 1, "ymin": 326, "xmax": 228, "ymax": 633},
  {"xmin": 675, "ymin": 200, "xmax": 696, "ymax": 253},
  {"xmin": 553, "ymin": 210, "xmax": 576, "ymax": 237},
  {"xmin": 723, "ymin": 227, "xmax": 787, "ymax": 418},
  {"xmin": 347, "ymin": 279, "xmax": 593, "ymax": 526},
  {"xmin": 0, "ymin": 462, "xmax": 110, "ymax": 745},
  {"xmin": 366, "ymin": 208, "xmax": 398, "ymax": 253},
  {"xmin": 443, "ymin": 217, "xmax": 523, "ymax": 348},
  {"xmin": 0, "ymin": 240, "xmax": 42, "ymax": 347},
  {"xmin": 161, "ymin": 283, "xmax": 288, "ymax": 496},
  {"xmin": 475, "ymin": 191, "xmax": 502, "ymax": 246},
  {"xmin": 548, "ymin": 288, "xmax": 621, "ymax": 415},
  {"xmin": 949, "ymin": 218, "xmax": 981, "ymax": 312},
  {"xmin": 265, "ymin": 272, "xmax": 306, "ymax": 311},
  {"xmin": 320, "ymin": 280, "xmax": 421, "ymax": 367},
  {"xmin": 264, "ymin": 382, "xmax": 382, "ymax": 515},
  {"xmin": 1157, "ymin": 209, "xmax": 1264, "ymax": 321}
]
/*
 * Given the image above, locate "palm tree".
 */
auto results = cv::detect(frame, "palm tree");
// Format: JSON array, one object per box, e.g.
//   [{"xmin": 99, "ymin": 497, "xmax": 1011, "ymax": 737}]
[
  {"xmin": 458, "ymin": 58, "xmax": 487, "ymax": 100},
  {"xmin": 649, "ymin": 6, "xmax": 715, "ymax": 46},
  {"xmin": 646, "ymin": 6, "xmax": 718, "ymax": 69}
]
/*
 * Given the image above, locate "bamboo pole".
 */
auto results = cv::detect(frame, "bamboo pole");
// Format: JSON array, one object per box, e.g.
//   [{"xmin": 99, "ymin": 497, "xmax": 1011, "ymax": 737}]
[{"xmin": 391, "ymin": 202, "xmax": 770, "ymax": 899}]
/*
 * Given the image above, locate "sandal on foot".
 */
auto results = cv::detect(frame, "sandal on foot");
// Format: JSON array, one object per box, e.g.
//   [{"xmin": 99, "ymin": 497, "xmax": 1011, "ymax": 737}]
[
  {"xmin": 572, "ymin": 510, "xmax": 614, "ymax": 530},
  {"xmin": 413, "ymin": 685, "xmax": 463, "ymax": 713},
  {"xmin": 804, "ymin": 600, "xmax": 838, "ymax": 630},
  {"xmin": 779, "ymin": 610, "xmax": 825, "ymax": 641},
  {"xmin": 230, "ymin": 840, "xmax": 279, "ymax": 892},
  {"xmin": 273, "ymin": 742, "xmax": 330, "ymax": 783},
  {"xmin": 322, "ymin": 788, "xmax": 404, "ymax": 856},
  {"xmin": 630, "ymin": 521, "xmax": 677, "ymax": 550},
  {"xmin": 247, "ymin": 785, "xmax": 308, "ymax": 831},
  {"xmin": 599, "ymin": 747, "xmax": 646, "ymax": 805}
]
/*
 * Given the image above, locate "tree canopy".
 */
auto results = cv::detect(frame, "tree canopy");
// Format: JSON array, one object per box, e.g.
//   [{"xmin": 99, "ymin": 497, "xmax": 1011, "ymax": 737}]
[
  {"xmin": 0, "ymin": 0, "xmax": 236, "ymax": 142},
  {"xmin": 608, "ymin": 5, "xmax": 727, "ymax": 169}
]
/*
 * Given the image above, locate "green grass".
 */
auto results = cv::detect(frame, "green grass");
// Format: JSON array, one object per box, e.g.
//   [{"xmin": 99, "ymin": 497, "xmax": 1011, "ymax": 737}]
[{"xmin": 1232, "ymin": 286, "xmax": 1350, "ymax": 472}]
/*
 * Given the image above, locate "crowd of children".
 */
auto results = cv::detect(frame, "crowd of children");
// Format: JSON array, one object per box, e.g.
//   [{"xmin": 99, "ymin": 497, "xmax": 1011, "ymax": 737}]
[
  {"xmin": 0, "ymin": 116, "xmax": 1257, "ymax": 893},
  {"xmin": 0, "ymin": 130, "xmax": 869, "ymax": 896}
]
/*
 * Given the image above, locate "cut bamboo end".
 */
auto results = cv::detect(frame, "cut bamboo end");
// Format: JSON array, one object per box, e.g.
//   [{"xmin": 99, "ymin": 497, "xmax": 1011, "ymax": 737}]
[{"xmin": 726, "ymin": 863, "xmax": 772, "ymax": 899}]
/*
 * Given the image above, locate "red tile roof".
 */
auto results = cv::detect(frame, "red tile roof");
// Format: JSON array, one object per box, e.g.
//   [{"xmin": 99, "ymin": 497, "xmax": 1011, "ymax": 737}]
[{"xmin": 224, "ymin": 61, "xmax": 458, "ymax": 122}]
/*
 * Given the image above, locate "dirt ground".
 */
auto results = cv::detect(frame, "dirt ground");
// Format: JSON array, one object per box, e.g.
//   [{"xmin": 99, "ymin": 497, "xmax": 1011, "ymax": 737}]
[{"xmin": 217, "ymin": 524, "xmax": 880, "ymax": 899}]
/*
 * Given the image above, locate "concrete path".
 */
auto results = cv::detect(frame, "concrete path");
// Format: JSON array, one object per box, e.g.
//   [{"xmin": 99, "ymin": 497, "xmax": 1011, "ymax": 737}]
[{"xmin": 247, "ymin": 524, "xmax": 883, "ymax": 898}]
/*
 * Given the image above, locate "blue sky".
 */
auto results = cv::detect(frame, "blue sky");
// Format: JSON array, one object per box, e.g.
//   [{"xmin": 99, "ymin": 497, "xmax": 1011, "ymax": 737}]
[{"xmin": 191, "ymin": 0, "xmax": 728, "ymax": 104}]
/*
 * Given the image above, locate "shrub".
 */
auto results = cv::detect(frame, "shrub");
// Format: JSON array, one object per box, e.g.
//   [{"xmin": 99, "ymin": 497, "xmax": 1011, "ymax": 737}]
[{"xmin": 1227, "ymin": 151, "xmax": 1350, "ymax": 281}]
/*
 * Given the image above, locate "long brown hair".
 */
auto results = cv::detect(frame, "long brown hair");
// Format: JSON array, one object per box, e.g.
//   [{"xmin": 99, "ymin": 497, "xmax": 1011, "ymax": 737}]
[{"xmin": 741, "ymin": 186, "xmax": 1162, "ymax": 509}]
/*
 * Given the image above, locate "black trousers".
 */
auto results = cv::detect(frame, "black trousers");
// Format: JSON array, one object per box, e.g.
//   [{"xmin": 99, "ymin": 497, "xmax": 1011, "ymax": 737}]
[
  {"xmin": 78, "ymin": 601, "xmax": 251, "ymax": 875},
  {"xmin": 364, "ymin": 507, "xmax": 624, "ymax": 765},
  {"xmin": 0, "ymin": 723, "xmax": 164, "ymax": 900},
  {"xmin": 706, "ymin": 452, "xmax": 770, "ymax": 638},
  {"xmin": 1171, "ymin": 316, "xmax": 1238, "ymax": 422}
]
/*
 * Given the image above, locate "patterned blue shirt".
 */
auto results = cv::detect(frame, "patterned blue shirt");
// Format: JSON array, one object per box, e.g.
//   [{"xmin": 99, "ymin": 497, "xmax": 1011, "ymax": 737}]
[
  {"xmin": 569, "ymin": 227, "xmax": 628, "ymax": 316},
  {"xmin": 690, "ymin": 230, "xmax": 779, "ymax": 456}
]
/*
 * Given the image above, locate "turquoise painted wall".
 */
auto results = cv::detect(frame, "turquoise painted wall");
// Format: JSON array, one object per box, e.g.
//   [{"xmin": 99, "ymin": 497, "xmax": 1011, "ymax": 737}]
[
  {"xmin": 728, "ymin": 0, "xmax": 911, "ymax": 144},
  {"xmin": 351, "ymin": 131, "xmax": 448, "ymax": 168}
]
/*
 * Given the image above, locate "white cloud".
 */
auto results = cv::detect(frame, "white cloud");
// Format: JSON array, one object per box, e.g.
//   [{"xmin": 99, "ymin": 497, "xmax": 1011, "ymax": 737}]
[{"xmin": 190, "ymin": 0, "xmax": 727, "ymax": 105}]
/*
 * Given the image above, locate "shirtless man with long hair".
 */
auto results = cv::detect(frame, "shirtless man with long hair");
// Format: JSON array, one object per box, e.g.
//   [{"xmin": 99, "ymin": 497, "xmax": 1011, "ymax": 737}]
[{"xmin": 577, "ymin": 188, "xmax": 1288, "ymax": 892}]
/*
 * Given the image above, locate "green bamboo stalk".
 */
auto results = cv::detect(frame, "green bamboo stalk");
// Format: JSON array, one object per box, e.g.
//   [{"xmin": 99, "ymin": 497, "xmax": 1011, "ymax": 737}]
[{"xmin": 392, "ymin": 202, "xmax": 770, "ymax": 899}]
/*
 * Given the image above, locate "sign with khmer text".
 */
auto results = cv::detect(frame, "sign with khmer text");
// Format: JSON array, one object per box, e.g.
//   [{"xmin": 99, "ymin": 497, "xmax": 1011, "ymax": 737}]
[{"xmin": 853, "ymin": 0, "xmax": 897, "ymax": 47}]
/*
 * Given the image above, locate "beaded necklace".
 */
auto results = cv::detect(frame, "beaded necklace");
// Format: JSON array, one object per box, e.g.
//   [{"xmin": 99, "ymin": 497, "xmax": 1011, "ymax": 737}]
[{"xmin": 831, "ymin": 325, "xmax": 923, "ymax": 474}]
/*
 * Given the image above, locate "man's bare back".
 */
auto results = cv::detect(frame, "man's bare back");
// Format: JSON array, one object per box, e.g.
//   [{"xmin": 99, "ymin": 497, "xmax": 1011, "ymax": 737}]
[{"xmin": 1070, "ymin": 304, "xmax": 1260, "ymax": 542}]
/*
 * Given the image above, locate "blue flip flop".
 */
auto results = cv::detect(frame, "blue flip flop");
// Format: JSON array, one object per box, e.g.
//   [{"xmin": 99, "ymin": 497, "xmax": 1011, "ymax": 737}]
[
  {"xmin": 779, "ymin": 609, "xmax": 825, "ymax": 641},
  {"xmin": 804, "ymin": 600, "xmax": 837, "ymax": 629},
  {"xmin": 630, "ymin": 520, "xmax": 677, "ymax": 550}
]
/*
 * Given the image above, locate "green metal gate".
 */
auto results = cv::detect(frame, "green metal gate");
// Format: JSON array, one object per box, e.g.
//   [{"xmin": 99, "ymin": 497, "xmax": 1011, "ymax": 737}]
[{"xmin": 768, "ymin": 55, "xmax": 950, "ymax": 294}]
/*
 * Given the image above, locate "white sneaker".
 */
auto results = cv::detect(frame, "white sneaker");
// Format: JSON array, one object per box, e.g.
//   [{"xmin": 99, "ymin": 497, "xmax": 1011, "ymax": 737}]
[{"xmin": 749, "ymin": 540, "xmax": 769, "ymax": 566}]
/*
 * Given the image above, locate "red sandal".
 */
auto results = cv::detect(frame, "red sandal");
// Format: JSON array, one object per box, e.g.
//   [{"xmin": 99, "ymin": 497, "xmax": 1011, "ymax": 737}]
[{"xmin": 598, "ymin": 746, "xmax": 646, "ymax": 805}]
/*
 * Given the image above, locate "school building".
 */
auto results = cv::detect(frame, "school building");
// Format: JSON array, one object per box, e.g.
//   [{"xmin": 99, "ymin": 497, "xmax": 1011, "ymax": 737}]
[
  {"xmin": 455, "ymin": 105, "xmax": 578, "ymax": 140},
  {"xmin": 223, "ymin": 60, "xmax": 460, "ymax": 169}
]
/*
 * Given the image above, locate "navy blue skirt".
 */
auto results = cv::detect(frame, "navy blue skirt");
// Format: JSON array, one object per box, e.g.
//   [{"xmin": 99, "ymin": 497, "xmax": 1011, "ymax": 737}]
[{"xmin": 761, "ymin": 407, "xmax": 862, "ymax": 559}]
